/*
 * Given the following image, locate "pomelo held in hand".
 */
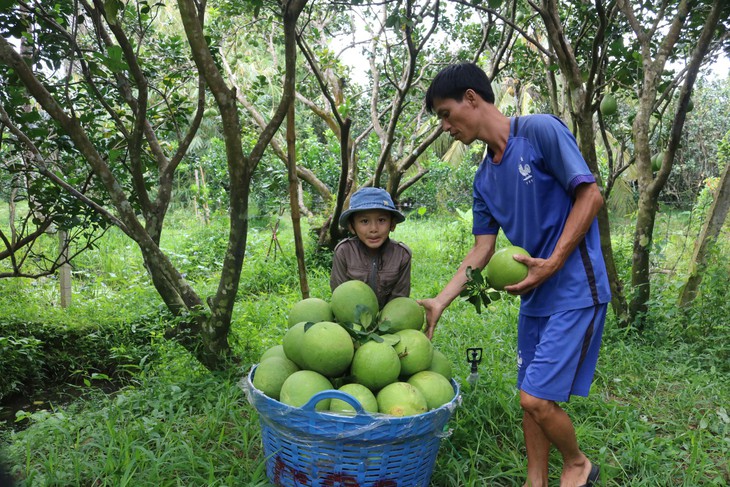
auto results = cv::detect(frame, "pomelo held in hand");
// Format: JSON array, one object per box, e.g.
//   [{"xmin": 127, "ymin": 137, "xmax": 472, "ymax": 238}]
[
  {"xmin": 287, "ymin": 297, "xmax": 333, "ymax": 327},
  {"xmin": 379, "ymin": 296, "xmax": 425, "ymax": 332},
  {"xmin": 300, "ymin": 321, "xmax": 354, "ymax": 378},
  {"xmin": 486, "ymin": 245, "xmax": 530, "ymax": 290},
  {"xmin": 407, "ymin": 371, "xmax": 455, "ymax": 410},
  {"xmin": 376, "ymin": 382, "xmax": 428, "ymax": 417},
  {"xmin": 350, "ymin": 339, "xmax": 401, "ymax": 392},
  {"xmin": 331, "ymin": 280, "xmax": 379, "ymax": 324},
  {"xmin": 279, "ymin": 370, "xmax": 334, "ymax": 411}
]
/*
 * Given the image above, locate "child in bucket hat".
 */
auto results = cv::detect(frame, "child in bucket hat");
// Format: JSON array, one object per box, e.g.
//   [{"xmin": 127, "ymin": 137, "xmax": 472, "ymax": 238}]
[{"xmin": 331, "ymin": 187, "xmax": 411, "ymax": 308}]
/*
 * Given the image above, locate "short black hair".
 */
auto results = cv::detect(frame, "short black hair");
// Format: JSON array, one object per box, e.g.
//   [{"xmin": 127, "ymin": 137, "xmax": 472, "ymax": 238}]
[{"xmin": 425, "ymin": 62, "xmax": 495, "ymax": 113}]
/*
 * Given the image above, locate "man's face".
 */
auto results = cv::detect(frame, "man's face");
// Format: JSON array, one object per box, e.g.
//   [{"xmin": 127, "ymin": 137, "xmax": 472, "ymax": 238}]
[{"xmin": 432, "ymin": 95, "xmax": 479, "ymax": 145}]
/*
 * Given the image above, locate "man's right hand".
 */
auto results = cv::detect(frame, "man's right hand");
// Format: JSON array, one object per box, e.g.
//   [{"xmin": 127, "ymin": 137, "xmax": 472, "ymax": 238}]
[{"xmin": 417, "ymin": 297, "xmax": 446, "ymax": 340}]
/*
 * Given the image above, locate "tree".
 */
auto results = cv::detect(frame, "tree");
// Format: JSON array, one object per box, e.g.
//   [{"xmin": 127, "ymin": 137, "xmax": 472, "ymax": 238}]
[
  {"xmin": 617, "ymin": 0, "xmax": 727, "ymax": 325},
  {"xmin": 0, "ymin": 0, "xmax": 307, "ymax": 370},
  {"xmin": 679, "ymin": 131, "xmax": 730, "ymax": 306}
]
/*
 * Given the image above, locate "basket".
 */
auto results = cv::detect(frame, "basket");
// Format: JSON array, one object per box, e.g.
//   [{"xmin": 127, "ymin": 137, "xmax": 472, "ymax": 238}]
[{"xmin": 243, "ymin": 365, "xmax": 461, "ymax": 487}]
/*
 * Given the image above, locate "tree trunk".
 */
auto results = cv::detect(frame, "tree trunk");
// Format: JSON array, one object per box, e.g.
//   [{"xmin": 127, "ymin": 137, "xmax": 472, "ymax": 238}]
[
  {"xmin": 629, "ymin": 192, "xmax": 657, "ymax": 322},
  {"xmin": 59, "ymin": 230, "xmax": 72, "ymax": 308},
  {"xmin": 679, "ymin": 160, "xmax": 730, "ymax": 307},
  {"xmin": 287, "ymin": 88, "xmax": 310, "ymax": 299}
]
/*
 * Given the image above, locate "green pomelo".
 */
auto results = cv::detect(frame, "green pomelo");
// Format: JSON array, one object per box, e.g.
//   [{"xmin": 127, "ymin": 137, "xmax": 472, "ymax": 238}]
[
  {"xmin": 252, "ymin": 357, "xmax": 299, "ymax": 400},
  {"xmin": 686, "ymin": 98, "xmax": 694, "ymax": 112},
  {"xmin": 282, "ymin": 322, "xmax": 307, "ymax": 368},
  {"xmin": 287, "ymin": 297, "xmax": 333, "ymax": 328},
  {"xmin": 393, "ymin": 329, "xmax": 433, "ymax": 377},
  {"xmin": 350, "ymin": 340, "xmax": 401, "ymax": 392},
  {"xmin": 279, "ymin": 370, "xmax": 333, "ymax": 411},
  {"xmin": 330, "ymin": 280, "xmax": 379, "ymax": 324},
  {"xmin": 486, "ymin": 245, "xmax": 530, "ymax": 290},
  {"xmin": 376, "ymin": 382, "xmax": 428, "ymax": 417},
  {"xmin": 428, "ymin": 349, "xmax": 453, "ymax": 380},
  {"xmin": 300, "ymin": 321, "xmax": 354, "ymax": 378},
  {"xmin": 600, "ymin": 94, "xmax": 617, "ymax": 116},
  {"xmin": 379, "ymin": 297, "xmax": 425, "ymax": 332},
  {"xmin": 651, "ymin": 152, "xmax": 664, "ymax": 172},
  {"xmin": 259, "ymin": 344, "xmax": 287, "ymax": 362},
  {"xmin": 329, "ymin": 383, "xmax": 378, "ymax": 414},
  {"xmin": 487, "ymin": 0, "xmax": 501, "ymax": 9},
  {"xmin": 407, "ymin": 371, "xmax": 455, "ymax": 410}
]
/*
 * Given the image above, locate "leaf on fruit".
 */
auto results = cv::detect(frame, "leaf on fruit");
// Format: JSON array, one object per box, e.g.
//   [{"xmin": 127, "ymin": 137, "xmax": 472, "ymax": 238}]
[
  {"xmin": 379, "ymin": 334, "xmax": 401, "ymax": 346},
  {"xmin": 354, "ymin": 305, "xmax": 373, "ymax": 328}
]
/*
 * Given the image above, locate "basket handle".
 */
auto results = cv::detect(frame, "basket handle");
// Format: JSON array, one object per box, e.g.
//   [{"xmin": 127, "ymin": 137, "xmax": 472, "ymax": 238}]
[{"xmin": 301, "ymin": 390, "xmax": 367, "ymax": 414}]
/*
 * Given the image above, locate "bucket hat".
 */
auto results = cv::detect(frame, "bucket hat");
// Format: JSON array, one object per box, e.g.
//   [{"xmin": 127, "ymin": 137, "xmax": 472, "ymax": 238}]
[{"xmin": 339, "ymin": 187, "xmax": 406, "ymax": 228}]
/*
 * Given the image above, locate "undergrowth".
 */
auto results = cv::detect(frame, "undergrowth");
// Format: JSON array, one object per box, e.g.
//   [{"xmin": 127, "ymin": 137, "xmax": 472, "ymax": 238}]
[{"xmin": 1, "ymin": 211, "xmax": 728, "ymax": 486}]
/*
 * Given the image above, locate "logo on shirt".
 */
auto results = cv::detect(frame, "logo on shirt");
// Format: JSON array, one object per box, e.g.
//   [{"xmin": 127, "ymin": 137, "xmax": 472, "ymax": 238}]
[{"xmin": 518, "ymin": 158, "xmax": 533, "ymax": 184}]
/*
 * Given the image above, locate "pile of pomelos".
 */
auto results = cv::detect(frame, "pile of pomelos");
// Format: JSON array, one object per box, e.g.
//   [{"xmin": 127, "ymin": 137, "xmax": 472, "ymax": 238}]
[{"xmin": 252, "ymin": 280, "xmax": 455, "ymax": 417}]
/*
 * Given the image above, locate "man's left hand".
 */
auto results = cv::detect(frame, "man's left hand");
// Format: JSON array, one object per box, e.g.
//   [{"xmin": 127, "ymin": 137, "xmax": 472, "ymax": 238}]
[{"xmin": 503, "ymin": 254, "xmax": 558, "ymax": 295}]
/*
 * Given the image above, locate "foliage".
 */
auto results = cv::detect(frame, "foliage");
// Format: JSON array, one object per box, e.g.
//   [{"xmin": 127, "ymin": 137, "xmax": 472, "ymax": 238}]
[{"xmin": 459, "ymin": 266, "xmax": 502, "ymax": 315}]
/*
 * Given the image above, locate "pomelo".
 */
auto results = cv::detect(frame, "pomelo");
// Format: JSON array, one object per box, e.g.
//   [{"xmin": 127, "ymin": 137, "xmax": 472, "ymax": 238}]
[
  {"xmin": 259, "ymin": 344, "xmax": 287, "ymax": 362},
  {"xmin": 282, "ymin": 321, "xmax": 308, "ymax": 368},
  {"xmin": 600, "ymin": 93, "xmax": 617, "ymax": 116},
  {"xmin": 331, "ymin": 280, "xmax": 379, "ymax": 324},
  {"xmin": 428, "ymin": 349, "xmax": 453, "ymax": 380},
  {"xmin": 393, "ymin": 329, "xmax": 433, "ymax": 377},
  {"xmin": 376, "ymin": 382, "xmax": 428, "ymax": 417},
  {"xmin": 279, "ymin": 370, "xmax": 334, "ymax": 411},
  {"xmin": 300, "ymin": 321, "xmax": 354, "ymax": 378},
  {"xmin": 350, "ymin": 339, "xmax": 401, "ymax": 392},
  {"xmin": 329, "ymin": 383, "xmax": 378, "ymax": 414},
  {"xmin": 379, "ymin": 297, "xmax": 424, "ymax": 332},
  {"xmin": 486, "ymin": 245, "xmax": 530, "ymax": 290},
  {"xmin": 651, "ymin": 152, "xmax": 664, "ymax": 172},
  {"xmin": 252, "ymin": 357, "xmax": 299, "ymax": 400},
  {"xmin": 407, "ymin": 371, "xmax": 455, "ymax": 410},
  {"xmin": 287, "ymin": 297, "xmax": 333, "ymax": 328}
]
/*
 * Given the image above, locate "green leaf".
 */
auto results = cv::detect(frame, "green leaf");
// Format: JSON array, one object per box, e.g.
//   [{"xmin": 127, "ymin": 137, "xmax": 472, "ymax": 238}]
[{"xmin": 378, "ymin": 334, "xmax": 401, "ymax": 346}]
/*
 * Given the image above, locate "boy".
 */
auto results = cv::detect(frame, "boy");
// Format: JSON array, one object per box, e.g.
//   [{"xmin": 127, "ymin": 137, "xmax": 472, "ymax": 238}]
[
  {"xmin": 419, "ymin": 62, "xmax": 608, "ymax": 487},
  {"xmin": 330, "ymin": 187, "xmax": 411, "ymax": 309}
]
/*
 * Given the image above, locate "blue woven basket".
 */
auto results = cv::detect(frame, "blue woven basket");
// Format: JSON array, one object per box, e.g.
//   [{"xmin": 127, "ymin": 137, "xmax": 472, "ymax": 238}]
[{"xmin": 243, "ymin": 365, "xmax": 461, "ymax": 487}]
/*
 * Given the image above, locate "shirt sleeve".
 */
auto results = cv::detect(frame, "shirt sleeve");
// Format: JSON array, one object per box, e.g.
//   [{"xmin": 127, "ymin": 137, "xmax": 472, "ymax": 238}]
[
  {"xmin": 330, "ymin": 245, "xmax": 348, "ymax": 292},
  {"xmin": 532, "ymin": 115, "xmax": 593, "ymax": 192},
  {"xmin": 472, "ymin": 165, "xmax": 501, "ymax": 235},
  {"xmin": 388, "ymin": 248, "xmax": 412, "ymax": 301}
]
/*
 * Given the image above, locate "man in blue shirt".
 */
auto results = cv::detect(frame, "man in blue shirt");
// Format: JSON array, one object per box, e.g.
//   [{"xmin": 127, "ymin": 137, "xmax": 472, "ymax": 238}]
[{"xmin": 420, "ymin": 62, "xmax": 608, "ymax": 487}]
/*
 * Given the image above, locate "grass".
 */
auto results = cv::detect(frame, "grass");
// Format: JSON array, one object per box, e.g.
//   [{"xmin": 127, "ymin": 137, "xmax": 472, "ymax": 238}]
[{"xmin": 1, "ymin": 210, "xmax": 729, "ymax": 486}]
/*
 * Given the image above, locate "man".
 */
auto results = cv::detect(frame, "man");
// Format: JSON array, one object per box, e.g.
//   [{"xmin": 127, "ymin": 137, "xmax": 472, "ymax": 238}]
[{"xmin": 419, "ymin": 62, "xmax": 609, "ymax": 487}]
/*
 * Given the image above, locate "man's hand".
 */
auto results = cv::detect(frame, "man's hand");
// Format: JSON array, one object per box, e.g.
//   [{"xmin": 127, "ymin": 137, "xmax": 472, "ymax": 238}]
[
  {"xmin": 503, "ymin": 254, "xmax": 559, "ymax": 295},
  {"xmin": 417, "ymin": 297, "xmax": 446, "ymax": 339}
]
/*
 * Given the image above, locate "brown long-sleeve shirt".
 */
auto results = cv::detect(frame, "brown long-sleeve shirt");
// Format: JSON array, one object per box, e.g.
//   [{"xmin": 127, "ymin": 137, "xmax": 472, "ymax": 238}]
[{"xmin": 330, "ymin": 237, "xmax": 412, "ymax": 309}]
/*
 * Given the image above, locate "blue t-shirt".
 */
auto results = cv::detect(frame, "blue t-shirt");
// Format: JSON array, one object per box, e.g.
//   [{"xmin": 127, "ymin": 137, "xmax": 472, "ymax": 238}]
[{"xmin": 473, "ymin": 114, "xmax": 611, "ymax": 316}]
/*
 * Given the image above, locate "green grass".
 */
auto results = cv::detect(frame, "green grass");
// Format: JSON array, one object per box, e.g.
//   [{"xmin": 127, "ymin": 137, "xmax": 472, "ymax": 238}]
[{"xmin": 1, "ymin": 211, "xmax": 729, "ymax": 486}]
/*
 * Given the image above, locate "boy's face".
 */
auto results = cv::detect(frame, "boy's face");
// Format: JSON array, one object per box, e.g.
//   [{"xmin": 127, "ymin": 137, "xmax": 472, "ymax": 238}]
[
  {"xmin": 349, "ymin": 210, "xmax": 396, "ymax": 251},
  {"xmin": 432, "ymin": 92, "xmax": 480, "ymax": 145}
]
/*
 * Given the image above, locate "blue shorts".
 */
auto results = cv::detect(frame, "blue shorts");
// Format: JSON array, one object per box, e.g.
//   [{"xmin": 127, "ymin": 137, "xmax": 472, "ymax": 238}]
[{"xmin": 517, "ymin": 304, "xmax": 607, "ymax": 402}]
